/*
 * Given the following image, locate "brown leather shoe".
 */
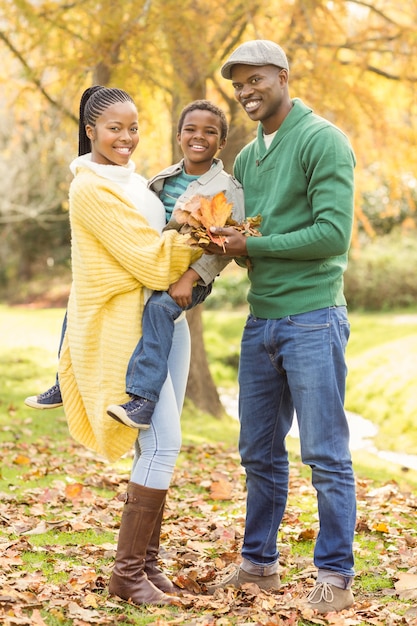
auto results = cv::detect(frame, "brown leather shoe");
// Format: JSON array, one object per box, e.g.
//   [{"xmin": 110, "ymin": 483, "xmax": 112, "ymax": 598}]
[
  {"xmin": 207, "ymin": 566, "xmax": 280, "ymax": 594},
  {"xmin": 307, "ymin": 582, "xmax": 354, "ymax": 613}
]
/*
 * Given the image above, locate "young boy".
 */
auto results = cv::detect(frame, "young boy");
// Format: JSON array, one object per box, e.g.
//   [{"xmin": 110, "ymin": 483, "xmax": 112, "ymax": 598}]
[{"xmin": 25, "ymin": 100, "xmax": 244, "ymax": 429}]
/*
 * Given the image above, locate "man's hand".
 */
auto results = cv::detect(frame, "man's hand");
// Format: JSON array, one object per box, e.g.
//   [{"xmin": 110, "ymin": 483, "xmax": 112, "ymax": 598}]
[{"xmin": 206, "ymin": 226, "xmax": 248, "ymax": 256}]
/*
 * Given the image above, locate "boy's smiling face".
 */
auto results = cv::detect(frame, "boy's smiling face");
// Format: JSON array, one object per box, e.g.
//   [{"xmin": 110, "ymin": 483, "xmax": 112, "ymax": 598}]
[{"xmin": 177, "ymin": 109, "xmax": 226, "ymax": 175}]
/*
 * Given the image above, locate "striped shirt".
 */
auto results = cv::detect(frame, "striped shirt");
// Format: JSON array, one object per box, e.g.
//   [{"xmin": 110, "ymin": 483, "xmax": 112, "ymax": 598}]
[{"xmin": 160, "ymin": 170, "xmax": 200, "ymax": 219}]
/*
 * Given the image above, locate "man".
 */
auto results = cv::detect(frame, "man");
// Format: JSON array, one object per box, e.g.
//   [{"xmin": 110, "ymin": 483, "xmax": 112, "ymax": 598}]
[{"xmin": 207, "ymin": 40, "xmax": 356, "ymax": 614}]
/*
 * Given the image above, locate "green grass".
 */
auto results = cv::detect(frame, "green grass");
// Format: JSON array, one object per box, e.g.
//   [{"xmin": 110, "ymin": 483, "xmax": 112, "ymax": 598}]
[
  {"xmin": 202, "ymin": 309, "xmax": 245, "ymax": 388},
  {"xmin": 203, "ymin": 307, "xmax": 417, "ymax": 456},
  {"xmin": 1, "ymin": 304, "xmax": 417, "ymax": 485},
  {"xmin": 346, "ymin": 311, "xmax": 417, "ymax": 453}
]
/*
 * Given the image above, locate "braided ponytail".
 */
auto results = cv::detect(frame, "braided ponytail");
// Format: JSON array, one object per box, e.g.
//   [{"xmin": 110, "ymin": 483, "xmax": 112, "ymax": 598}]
[{"xmin": 78, "ymin": 86, "xmax": 135, "ymax": 156}]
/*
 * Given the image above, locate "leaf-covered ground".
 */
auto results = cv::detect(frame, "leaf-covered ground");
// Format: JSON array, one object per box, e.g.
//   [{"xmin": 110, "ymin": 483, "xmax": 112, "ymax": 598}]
[{"xmin": 1, "ymin": 418, "xmax": 417, "ymax": 625}]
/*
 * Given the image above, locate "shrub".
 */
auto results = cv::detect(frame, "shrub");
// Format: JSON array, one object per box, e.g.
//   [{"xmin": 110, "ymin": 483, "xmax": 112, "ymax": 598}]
[
  {"xmin": 345, "ymin": 231, "xmax": 417, "ymax": 310},
  {"xmin": 209, "ymin": 231, "xmax": 417, "ymax": 313},
  {"xmin": 205, "ymin": 272, "xmax": 249, "ymax": 310}
]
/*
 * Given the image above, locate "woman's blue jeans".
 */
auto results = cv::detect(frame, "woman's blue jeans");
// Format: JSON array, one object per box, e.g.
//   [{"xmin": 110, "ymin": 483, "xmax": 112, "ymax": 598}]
[{"xmin": 238, "ymin": 306, "xmax": 356, "ymax": 577}]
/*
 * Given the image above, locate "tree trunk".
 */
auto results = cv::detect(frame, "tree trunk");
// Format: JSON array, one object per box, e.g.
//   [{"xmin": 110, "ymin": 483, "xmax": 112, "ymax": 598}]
[{"xmin": 186, "ymin": 306, "xmax": 224, "ymax": 418}]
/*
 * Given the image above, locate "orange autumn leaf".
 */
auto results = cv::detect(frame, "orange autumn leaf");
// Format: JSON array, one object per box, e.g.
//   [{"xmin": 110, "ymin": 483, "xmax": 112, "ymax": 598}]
[
  {"xmin": 173, "ymin": 192, "xmax": 233, "ymax": 251},
  {"xmin": 13, "ymin": 454, "xmax": 31, "ymax": 465},
  {"xmin": 197, "ymin": 193, "xmax": 233, "ymax": 231},
  {"xmin": 172, "ymin": 193, "xmax": 262, "ymax": 251},
  {"xmin": 210, "ymin": 479, "xmax": 233, "ymax": 501},
  {"xmin": 372, "ymin": 521, "xmax": 390, "ymax": 533},
  {"xmin": 173, "ymin": 572, "xmax": 203, "ymax": 593},
  {"xmin": 297, "ymin": 528, "xmax": 316, "ymax": 541},
  {"xmin": 173, "ymin": 207, "xmax": 202, "ymax": 229},
  {"xmin": 65, "ymin": 483, "xmax": 84, "ymax": 499}
]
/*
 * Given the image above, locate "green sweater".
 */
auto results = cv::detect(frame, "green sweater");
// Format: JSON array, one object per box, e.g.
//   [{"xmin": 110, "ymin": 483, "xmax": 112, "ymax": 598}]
[{"xmin": 235, "ymin": 98, "xmax": 356, "ymax": 319}]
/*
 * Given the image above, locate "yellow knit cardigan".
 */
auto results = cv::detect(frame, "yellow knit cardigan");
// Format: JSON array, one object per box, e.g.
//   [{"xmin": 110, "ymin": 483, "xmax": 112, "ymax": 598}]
[{"xmin": 58, "ymin": 168, "xmax": 201, "ymax": 462}]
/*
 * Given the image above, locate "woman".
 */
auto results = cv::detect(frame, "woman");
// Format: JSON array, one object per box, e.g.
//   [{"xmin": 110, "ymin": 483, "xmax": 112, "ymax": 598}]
[{"xmin": 58, "ymin": 86, "xmax": 202, "ymax": 605}]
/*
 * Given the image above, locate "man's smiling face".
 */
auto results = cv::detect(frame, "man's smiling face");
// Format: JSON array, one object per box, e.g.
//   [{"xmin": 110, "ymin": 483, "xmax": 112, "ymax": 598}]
[{"xmin": 231, "ymin": 64, "xmax": 288, "ymax": 134}]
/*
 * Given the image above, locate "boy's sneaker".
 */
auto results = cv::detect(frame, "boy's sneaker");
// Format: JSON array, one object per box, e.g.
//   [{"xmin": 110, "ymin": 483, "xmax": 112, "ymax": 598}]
[
  {"xmin": 307, "ymin": 582, "xmax": 354, "ymax": 613},
  {"xmin": 24, "ymin": 384, "xmax": 63, "ymax": 409},
  {"xmin": 107, "ymin": 396, "xmax": 155, "ymax": 429}
]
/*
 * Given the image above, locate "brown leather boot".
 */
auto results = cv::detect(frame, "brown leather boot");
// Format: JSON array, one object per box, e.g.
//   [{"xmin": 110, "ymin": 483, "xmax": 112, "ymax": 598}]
[
  {"xmin": 108, "ymin": 482, "xmax": 176, "ymax": 606},
  {"xmin": 145, "ymin": 494, "xmax": 179, "ymax": 593}
]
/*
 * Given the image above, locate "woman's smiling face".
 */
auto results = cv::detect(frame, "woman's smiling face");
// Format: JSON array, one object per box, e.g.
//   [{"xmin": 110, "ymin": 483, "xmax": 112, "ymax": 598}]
[{"xmin": 86, "ymin": 101, "xmax": 139, "ymax": 166}]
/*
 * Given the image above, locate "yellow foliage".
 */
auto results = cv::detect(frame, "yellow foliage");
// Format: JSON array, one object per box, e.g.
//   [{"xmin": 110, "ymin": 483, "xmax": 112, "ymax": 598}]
[{"xmin": 0, "ymin": 0, "xmax": 417, "ymax": 231}]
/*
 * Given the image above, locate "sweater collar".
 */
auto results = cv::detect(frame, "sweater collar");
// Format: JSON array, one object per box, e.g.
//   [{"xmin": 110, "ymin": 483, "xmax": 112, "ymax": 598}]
[
  {"xmin": 70, "ymin": 153, "xmax": 136, "ymax": 183},
  {"xmin": 256, "ymin": 98, "xmax": 312, "ymax": 158}
]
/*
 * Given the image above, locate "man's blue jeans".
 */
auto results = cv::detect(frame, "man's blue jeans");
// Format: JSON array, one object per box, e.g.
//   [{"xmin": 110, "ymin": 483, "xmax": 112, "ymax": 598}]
[
  {"xmin": 238, "ymin": 306, "xmax": 356, "ymax": 577},
  {"xmin": 126, "ymin": 283, "xmax": 212, "ymax": 401}
]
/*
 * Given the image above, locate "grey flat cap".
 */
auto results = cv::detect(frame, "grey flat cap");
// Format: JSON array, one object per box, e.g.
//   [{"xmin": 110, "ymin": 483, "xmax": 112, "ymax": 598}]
[{"xmin": 221, "ymin": 40, "xmax": 289, "ymax": 79}]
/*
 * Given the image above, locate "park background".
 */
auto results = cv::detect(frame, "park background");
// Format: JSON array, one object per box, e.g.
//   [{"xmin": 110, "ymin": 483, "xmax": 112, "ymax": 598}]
[
  {"xmin": 0, "ymin": 2, "xmax": 417, "ymax": 624},
  {"xmin": 1, "ymin": 0, "xmax": 416, "ymax": 454}
]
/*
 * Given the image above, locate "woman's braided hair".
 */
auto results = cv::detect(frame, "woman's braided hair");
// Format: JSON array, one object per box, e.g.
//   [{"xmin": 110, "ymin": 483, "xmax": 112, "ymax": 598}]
[{"xmin": 78, "ymin": 86, "xmax": 135, "ymax": 156}]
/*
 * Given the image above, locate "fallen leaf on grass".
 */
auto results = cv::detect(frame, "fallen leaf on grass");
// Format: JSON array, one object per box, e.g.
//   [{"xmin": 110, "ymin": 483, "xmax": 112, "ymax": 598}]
[
  {"xmin": 13, "ymin": 454, "xmax": 31, "ymax": 465},
  {"xmin": 371, "ymin": 521, "xmax": 390, "ymax": 533},
  {"xmin": 22, "ymin": 519, "xmax": 69, "ymax": 535},
  {"xmin": 297, "ymin": 527, "xmax": 317, "ymax": 541},
  {"xmin": 2, "ymin": 428, "xmax": 417, "ymax": 624},
  {"xmin": 67, "ymin": 601, "xmax": 101, "ymax": 620},
  {"xmin": 65, "ymin": 482, "xmax": 84, "ymax": 499},
  {"xmin": 68, "ymin": 567, "xmax": 98, "ymax": 590},
  {"xmin": 82, "ymin": 593, "xmax": 99, "ymax": 608},
  {"xmin": 209, "ymin": 479, "xmax": 233, "ymax": 501},
  {"xmin": 394, "ymin": 572, "xmax": 417, "ymax": 600},
  {"xmin": 173, "ymin": 572, "xmax": 202, "ymax": 593}
]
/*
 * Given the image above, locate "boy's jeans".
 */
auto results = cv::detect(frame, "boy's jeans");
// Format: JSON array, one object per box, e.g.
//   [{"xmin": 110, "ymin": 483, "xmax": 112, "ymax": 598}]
[
  {"xmin": 126, "ymin": 283, "xmax": 212, "ymax": 401},
  {"xmin": 238, "ymin": 306, "xmax": 356, "ymax": 578}
]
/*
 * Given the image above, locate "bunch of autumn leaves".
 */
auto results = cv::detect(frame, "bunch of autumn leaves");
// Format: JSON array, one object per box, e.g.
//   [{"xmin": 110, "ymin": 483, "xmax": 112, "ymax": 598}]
[{"xmin": 173, "ymin": 192, "xmax": 262, "ymax": 252}]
